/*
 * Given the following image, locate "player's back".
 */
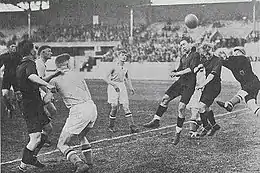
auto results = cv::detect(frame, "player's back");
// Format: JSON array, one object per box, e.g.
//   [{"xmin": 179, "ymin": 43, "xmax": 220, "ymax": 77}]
[
  {"xmin": 50, "ymin": 71, "xmax": 92, "ymax": 108},
  {"xmin": 223, "ymin": 55, "xmax": 258, "ymax": 85}
]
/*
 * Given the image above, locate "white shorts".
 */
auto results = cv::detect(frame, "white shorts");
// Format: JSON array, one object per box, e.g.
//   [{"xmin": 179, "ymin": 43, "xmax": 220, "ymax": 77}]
[
  {"xmin": 62, "ymin": 100, "xmax": 97, "ymax": 135},
  {"xmin": 187, "ymin": 89, "xmax": 202, "ymax": 110},
  {"xmin": 107, "ymin": 82, "xmax": 129, "ymax": 105}
]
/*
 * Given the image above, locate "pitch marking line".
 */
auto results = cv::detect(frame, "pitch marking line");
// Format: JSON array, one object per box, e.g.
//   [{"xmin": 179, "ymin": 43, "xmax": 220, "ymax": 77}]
[{"xmin": 1, "ymin": 108, "xmax": 248, "ymax": 166}]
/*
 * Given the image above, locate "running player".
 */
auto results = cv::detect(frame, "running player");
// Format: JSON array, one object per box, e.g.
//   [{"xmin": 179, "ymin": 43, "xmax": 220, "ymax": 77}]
[
  {"xmin": 196, "ymin": 42, "xmax": 222, "ymax": 137},
  {"xmin": 143, "ymin": 40, "xmax": 200, "ymax": 145},
  {"xmin": 49, "ymin": 53, "xmax": 96, "ymax": 173},
  {"xmin": 0, "ymin": 40, "xmax": 22, "ymax": 118},
  {"xmin": 16, "ymin": 40, "xmax": 55, "ymax": 172},
  {"xmin": 104, "ymin": 51, "xmax": 139, "ymax": 133},
  {"xmin": 216, "ymin": 47, "xmax": 260, "ymax": 117}
]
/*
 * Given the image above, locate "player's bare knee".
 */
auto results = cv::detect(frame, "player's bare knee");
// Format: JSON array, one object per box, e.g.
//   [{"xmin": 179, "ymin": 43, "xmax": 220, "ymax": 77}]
[
  {"xmin": 198, "ymin": 102, "xmax": 207, "ymax": 114},
  {"xmin": 161, "ymin": 95, "xmax": 170, "ymax": 107},
  {"xmin": 178, "ymin": 102, "xmax": 186, "ymax": 113},
  {"xmin": 30, "ymin": 132, "xmax": 42, "ymax": 145}
]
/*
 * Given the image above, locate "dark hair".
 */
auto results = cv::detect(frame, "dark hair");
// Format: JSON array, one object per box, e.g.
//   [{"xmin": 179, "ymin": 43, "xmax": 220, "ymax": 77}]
[
  {"xmin": 37, "ymin": 45, "xmax": 51, "ymax": 55},
  {"xmin": 17, "ymin": 40, "xmax": 34, "ymax": 57}
]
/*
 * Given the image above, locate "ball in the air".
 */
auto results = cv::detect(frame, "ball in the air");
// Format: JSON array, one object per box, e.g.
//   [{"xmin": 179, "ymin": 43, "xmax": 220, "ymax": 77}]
[{"xmin": 185, "ymin": 14, "xmax": 199, "ymax": 29}]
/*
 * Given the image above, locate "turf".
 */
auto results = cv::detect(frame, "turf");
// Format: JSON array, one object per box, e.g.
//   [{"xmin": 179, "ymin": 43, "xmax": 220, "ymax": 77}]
[{"xmin": 2, "ymin": 79, "xmax": 260, "ymax": 173}]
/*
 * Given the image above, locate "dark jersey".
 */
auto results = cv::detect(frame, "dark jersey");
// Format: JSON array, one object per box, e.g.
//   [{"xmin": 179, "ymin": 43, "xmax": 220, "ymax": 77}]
[
  {"xmin": 16, "ymin": 58, "xmax": 40, "ymax": 99},
  {"xmin": 202, "ymin": 55, "xmax": 222, "ymax": 83},
  {"xmin": 0, "ymin": 52, "xmax": 22, "ymax": 78},
  {"xmin": 177, "ymin": 51, "xmax": 200, "ymax": 83},
  {"xmin": 222, "ymin": 55, "xmax": 259, "ymax": 87}
]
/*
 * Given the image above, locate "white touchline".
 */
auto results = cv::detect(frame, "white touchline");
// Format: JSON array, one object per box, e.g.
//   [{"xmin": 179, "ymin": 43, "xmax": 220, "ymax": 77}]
[{"xmin": 0, "ymin": 108, "xmax": 248, "ymax": 166}]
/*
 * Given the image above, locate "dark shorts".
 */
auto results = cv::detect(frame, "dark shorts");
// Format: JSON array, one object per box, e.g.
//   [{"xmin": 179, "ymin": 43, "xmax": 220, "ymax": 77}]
[
  {"xmin": 165, "ymin": 79, "xmax": 195, "ymax": 105},
  {"xmin": 2, "ymin": 76, "xmax": 19, "ymax": 92},
  {"xmin": 22, "ymin": 97, "xmax": 50, "ymax": 134},
  {"xmin": 200, "ymin": 81, "xmax": 221, "ymax": 107},
  {"xmin": 242, "ymin": 80, "xmax": 260, "ymax": 102}
]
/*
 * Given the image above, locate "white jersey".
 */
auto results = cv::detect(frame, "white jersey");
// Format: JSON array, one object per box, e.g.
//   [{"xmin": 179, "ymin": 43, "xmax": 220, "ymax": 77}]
[
  {"xmin": 107, "ymin": 64, "xmax": 130, "ymax": 104},
  {"xmin": 35, "ymin": 58, "xmax": 46, "ymax": 78},
  {"xmin": 35, "ymin": 58, "xmax": 47, "ymax": 97},
  {"xmin": 110, "ymin": 65, "xmax": 128, "ymax": 83},
  {"xmin": 50, "ymin": 71, "xmax": 92, "ymax": 108},
  {"xmin": 187, "ymin": 68, "xmax": 206, "ymax": 109}
]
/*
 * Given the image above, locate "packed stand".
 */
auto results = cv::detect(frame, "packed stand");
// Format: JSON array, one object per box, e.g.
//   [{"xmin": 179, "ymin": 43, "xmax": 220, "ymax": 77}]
[{"xmin": 30, "ymin": 24, "xmax": 145, "ymax": 42}]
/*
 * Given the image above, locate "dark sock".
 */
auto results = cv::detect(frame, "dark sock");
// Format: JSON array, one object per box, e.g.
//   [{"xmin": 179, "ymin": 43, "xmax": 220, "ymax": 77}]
[
  {"xmin": 22, "ymin": 147, "xmax": 34, "ymax": 163},
  {"xmin": 34, "ymin": 134, "xmax": 48, "ymax": 156},
  {"xmin": 177, "ymin": 117, "xmax": 185, "ymax": 128},
  {"xmin": 155, "ymin": 105, "xmax": 167, "ymax": 117},
  {"xmin": 207, "ymin": 110, "xmax": 216, "ymax": 126},
  {"xmin": 200, "ymin": 112, "xmax": 209, "ymax": 128}
]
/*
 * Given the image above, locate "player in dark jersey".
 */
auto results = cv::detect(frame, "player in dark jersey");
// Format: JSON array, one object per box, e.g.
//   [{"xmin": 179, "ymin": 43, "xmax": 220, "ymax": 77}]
[
  {"xmin": 196, "ymin": 42, "xmax": 222, "ymax": 137},
  {"xmin": 143, "ymin": 40, "xmax": 200, "ymax": 145},
  {"xmin": 216, "ymin": 47, "xmax": 260, "ymax": 117},
  {"xmin": 0, "ymin": 40, "xmax": 22, "ymax": 118},
  {"xmin": 16, "ymin": 40, "xmax": 56, "ymax": 172}
]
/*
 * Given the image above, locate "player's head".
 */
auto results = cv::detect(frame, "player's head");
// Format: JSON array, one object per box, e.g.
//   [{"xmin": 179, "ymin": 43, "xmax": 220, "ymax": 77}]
[
  {"xmin": 199, "ymin": 42, "xmax": 214, "ymax": 58},
  {"xmin": 17, "ymin": 40, "xmax": 36, "ymax": 59},
  {"xmin": 179, "ymin": 40, "xmax": 190, "ymax": 54},
  {"xmin": 55, "ymin": 53, "xmax": 70, "ymax": 70},
  {"xmin": 38, "ymin": 45, "xmax": 52, "ymax": 60},
  {"xmin": 215, "ymin": 48, "xmax": 229, "ymax": 60},
  {"xmin": 117, "ymin": 51, "xmax": 127, "ymax": 65},
  {"xmin": 233, "ymin": 47, "xmax": 246, "ymax": 56},
  {"xmin": 6, "ymin": 40, "xmax": 16, "ymax": 53}
]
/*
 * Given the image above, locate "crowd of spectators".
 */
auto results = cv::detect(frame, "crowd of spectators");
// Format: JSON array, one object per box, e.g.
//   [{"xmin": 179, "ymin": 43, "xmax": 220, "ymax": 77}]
[
  {"xmin": 30, "ymin": 24, "xmax": 145, "ymax": 42},
  {"xmin": 103, "ymin": 19, "xmax": 260, "ymax": 62},
  {"xmin": 0, "ymin": 21, "xmax": 259, "ymax": 62},
  {"xmin": 103, "ymin": 29, "xmax": 194, "ymax": 62}
]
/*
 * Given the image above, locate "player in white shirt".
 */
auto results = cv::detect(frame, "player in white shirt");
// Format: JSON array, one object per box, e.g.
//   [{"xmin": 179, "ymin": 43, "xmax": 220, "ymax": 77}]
[
  {"xmin": 50, "ymin": 53, "xmax": 97, "ymax": 173},
  {"xmin": 104, "ymin": 52, "xmax": 139, "ymax": 133},
  {"xmin": 186, "ymin": 64, "xmax": 205, "ymax": 138},
  {"xmin": 35, "ymin": 45, "xmax": 62, "ymax": 147}
]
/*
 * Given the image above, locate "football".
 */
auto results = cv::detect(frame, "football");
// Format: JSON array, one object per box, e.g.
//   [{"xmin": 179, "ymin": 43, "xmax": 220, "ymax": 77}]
[{"xmin": 185, "ymin": 14, "xmax": 199, "ymax": 29}]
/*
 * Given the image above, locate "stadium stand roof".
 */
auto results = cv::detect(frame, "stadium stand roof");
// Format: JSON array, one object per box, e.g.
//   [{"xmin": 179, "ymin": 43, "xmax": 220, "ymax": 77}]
[
  {"xmin": 0, "ymin": 0, "xmax": 49, "ymax": 12},
  {"xmin": 152, "ymin": 0, "xmax": 260, "ymax": 6}
]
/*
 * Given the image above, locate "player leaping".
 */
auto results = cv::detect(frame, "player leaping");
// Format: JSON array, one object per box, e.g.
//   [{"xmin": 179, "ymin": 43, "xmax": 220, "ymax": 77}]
[
  {"xmin": 196, "ymin": 43, "xmax": 222, "ymax": 137},
  {"xmin": 216, "ymin": 47, "xmax": 260, "ymax": 117},
  {"xmin": 143, "ymin": 40, "xmax": 200, "ymax": 145}
]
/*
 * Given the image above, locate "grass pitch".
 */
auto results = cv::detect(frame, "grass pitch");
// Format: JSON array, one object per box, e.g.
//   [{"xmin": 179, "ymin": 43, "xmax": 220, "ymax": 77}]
[{"xmin": 1, "ymin": 80, "xmax": 260, "ymax": 173}]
